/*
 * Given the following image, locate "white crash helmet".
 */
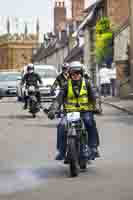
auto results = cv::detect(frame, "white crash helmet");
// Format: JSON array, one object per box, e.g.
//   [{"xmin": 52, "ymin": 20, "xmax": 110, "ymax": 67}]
[{"xmin": 69, "ymin": 61, "xmax": 83, "ymax": 75}]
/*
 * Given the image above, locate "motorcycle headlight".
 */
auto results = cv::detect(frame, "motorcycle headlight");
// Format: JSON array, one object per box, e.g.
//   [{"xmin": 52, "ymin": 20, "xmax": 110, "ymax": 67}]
[{"xmin": 28, "ymin": 86, "xmax": 35, "ymax": 92}]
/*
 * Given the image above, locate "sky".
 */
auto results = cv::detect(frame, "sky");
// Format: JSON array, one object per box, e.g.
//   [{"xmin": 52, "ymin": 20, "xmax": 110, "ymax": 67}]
[{"xmin": 0, "ymin": 0, "xmax": 89, "ymax": 41}]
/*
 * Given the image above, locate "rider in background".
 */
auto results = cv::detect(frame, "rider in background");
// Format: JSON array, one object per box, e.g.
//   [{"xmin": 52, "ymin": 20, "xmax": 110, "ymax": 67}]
[
  {"xmin": 50, "ymin": 63, "xmax": 70, "ymax": 95},
  {"xmin": 21, "ymin": 63, "xmax": 42, "ymax": 109}
]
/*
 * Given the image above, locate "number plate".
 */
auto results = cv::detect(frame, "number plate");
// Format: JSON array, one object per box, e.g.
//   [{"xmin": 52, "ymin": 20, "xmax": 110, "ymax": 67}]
[{"xmin": 67, "ymin": 112, "xmax": 80, "ymax": 122}]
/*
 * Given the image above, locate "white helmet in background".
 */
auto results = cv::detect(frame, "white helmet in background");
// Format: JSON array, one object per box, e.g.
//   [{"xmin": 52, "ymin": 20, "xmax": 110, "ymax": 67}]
[{"xmin": 27, "ymin": 63, "xmax": 34, "ymax": 72}]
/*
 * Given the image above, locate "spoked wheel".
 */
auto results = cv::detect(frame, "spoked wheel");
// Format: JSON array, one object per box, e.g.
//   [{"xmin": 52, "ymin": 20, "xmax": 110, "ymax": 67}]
[{"xmin": 68, "ymin": 138, "xmax": 79, "ymax": 177}]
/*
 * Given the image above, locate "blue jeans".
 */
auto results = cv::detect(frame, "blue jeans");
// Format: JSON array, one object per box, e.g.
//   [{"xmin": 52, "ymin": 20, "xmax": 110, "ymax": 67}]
[
  {"xmin": 56, "ymin": 112, "xmax": 100, "ymax": 156},
  {"xmin": 57, "ymin": 116, "xmax": 67, "ymax": 156}
]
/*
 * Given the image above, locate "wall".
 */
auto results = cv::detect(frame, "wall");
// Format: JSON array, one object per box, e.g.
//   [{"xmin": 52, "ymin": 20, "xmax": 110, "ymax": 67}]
[
  {"xmin": 114, "ymin": 26, "xmax": 130, "ymax": 62},
  {"xmin": 107, "ymin": 0, "xmax": 129, "ymax": 27},
  {"xmin": 72, "ymin": 0, "xmax": 85, "ymax": 21}
]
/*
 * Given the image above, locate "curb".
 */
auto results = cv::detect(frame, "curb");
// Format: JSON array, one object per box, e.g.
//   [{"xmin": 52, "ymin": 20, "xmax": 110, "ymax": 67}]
[{"xmin": 104, "ymin": 102, "xmax": 133, "ymax": 115}]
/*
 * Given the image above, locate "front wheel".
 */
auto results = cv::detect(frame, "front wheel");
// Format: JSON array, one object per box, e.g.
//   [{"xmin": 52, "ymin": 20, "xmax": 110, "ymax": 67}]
[
  {"xmin": 68, "ymin": 138, "xmax": 79, "ymax": 177},
  {"xmin": 79, "ymin": 160, "xmax": 87, "ymax": 170},
  {"xmin": 32, "ymin": 113, "xmax": 36, "ymax": 118},
  {"xmin": 29, "ymin": 99, "xmax": 38, "ymax": 117}
]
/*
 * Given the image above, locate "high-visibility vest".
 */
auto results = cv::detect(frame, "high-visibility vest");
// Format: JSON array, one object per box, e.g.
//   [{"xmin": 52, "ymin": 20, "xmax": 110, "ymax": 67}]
[{"xmin": 64, "ymin": 79, "xmax": 95, "ymax": 112}]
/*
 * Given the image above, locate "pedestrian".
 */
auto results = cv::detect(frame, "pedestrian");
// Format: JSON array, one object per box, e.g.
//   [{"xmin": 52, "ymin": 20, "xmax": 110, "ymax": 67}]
[
  {"xmin": 99, "ymin": 64, "xmax": 111, "ymax": 97},
  {"xmin": 109, "ymin": 63, "xmax": 117, "ymax": 97}
]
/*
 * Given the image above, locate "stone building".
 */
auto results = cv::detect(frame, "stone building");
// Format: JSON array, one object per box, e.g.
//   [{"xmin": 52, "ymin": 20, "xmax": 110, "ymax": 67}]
[{"xmin": 0, "ymin": 18, "xmax": 40, "ymax": 71}]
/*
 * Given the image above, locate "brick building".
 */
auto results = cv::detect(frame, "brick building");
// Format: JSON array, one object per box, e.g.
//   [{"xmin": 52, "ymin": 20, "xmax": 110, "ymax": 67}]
[
  {"xmin": 54, "ymin": 1, "xmax": 67, "ymax": 35},
  {"xmin": 72, "ymin": 0, "xmax": 85, "ymax": 21},
  {"xmin": 106, "ymin": 0, "xmax": 130, "ymax": 97},
  {"xmin": 107, "ymin": 0, "xmax": 129, "ymax": 27}
]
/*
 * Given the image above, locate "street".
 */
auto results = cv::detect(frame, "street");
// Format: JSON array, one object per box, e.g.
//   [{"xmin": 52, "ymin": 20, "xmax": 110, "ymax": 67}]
[{"xmin": 0, "ymin": 98, "xmax": 132, "ymax": 200}]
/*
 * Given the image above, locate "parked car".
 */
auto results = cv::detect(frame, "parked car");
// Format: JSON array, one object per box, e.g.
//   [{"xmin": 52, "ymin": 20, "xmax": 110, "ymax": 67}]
[
  {"xmin": 17, "ymin": 65, "xmax": 59, "ymax": 102},
  {"xmin": 0, "ymin": 71, "xmax": 21, "ymax": 97}
]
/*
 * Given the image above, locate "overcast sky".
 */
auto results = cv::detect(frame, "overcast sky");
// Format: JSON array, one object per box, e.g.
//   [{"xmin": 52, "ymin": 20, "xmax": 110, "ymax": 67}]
[{"xmin": 0, "ymin": 0, "xmax": 88, "ymax": 41}]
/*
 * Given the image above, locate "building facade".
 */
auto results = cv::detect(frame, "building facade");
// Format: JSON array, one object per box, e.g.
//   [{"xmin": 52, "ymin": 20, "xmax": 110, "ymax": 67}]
[
  {"xmin": 106, "ymin": 0, "xmax": 130, "ymax": 97},
  {"xmin": 0, "ymin": 34, "xmax": 39, "ymax": 71},
  {"xmin": 0, "ymin": 18, "xmax": 40, "ymax": 71},
  {"xmin": 72, "ymin": 0, "xmax": 85, "ymax": 21},
  {"xmin": 107, "ymin": 0, "xmax": 129, "ymax": 27}
]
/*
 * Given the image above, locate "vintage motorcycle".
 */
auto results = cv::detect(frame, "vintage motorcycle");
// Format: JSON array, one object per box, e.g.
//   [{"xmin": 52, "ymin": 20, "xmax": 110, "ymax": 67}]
[
  {"xmin": 44, "ymin": 108, "xmax": 92, "ymax": 177},
  {"xmin": 65, "ymin": 112, "xmax": 91, "ymax": 177}
]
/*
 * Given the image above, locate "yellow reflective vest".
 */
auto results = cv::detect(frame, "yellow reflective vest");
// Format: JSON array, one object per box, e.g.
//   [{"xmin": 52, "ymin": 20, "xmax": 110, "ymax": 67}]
[{"xmin": 64, "ymin": 79, "xmax": 95, "ymax": 112}]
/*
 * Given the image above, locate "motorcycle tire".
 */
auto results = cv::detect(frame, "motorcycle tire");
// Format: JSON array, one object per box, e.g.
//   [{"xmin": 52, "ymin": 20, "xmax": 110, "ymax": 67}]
[
  {"xmin": 68, "ymin": 138, "xmax": 79, "ymax": 177},
  {"xmin": 29, "ymin": 99, "xmax": 38, "ymax": 118},
  {"xmin": 32, "ymin": 113, "xmax": 36, "ymax": 118},
  {"xmin": 79, "ymin": 160, "xmax": 87, "ymax": 170}
]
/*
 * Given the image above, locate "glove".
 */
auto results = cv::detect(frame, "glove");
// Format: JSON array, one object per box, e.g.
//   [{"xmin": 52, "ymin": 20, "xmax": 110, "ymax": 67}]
[
  {"xmin": 43, "ymin": 108, "xmax": 49, "ymax": 114},
  {"xmin": 48, "ymin": 111, "xmax": 55, "ymax": 120}
]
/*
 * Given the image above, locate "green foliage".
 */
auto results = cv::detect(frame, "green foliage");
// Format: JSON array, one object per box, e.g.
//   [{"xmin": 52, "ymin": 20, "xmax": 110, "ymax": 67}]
[
  {"xmin": 95, "ymin": 17, "xmax": 113, "ymax": 64},
  {"xmin": 96, "ymin": 17, "xmax": 110, "ymax": 34}
]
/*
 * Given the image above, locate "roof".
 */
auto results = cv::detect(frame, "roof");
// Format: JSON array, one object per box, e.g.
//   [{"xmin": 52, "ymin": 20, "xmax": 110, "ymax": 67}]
[
  {"xmin": 64, "ymin": 45, "xmax": 83, "ymax": 62},
  {"xmin": 33, "ymin": 39, "xmax": 68, "ymax": 62},
  {"xmin": 43, "ymin": 40, "xmax": 68, "ymax": 59}
]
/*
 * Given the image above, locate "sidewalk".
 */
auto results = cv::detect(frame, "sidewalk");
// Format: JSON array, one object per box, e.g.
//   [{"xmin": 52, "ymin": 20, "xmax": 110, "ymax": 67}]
[{"xmin": 102, "ymin": 96, "xmax": 133, "ymax": 115}]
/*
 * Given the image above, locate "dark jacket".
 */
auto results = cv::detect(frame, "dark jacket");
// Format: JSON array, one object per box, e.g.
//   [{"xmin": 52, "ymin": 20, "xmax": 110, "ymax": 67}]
[
  {"xmin": 21, "ymin": 72, "xmax": 42, "ymax": 88},
  {"xmin": 51, "ymin": 73, "xmax": 68, "ymax": 93}
]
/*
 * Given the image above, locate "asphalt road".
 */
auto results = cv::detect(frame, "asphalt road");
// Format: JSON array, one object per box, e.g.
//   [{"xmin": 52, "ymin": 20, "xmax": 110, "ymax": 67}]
[{"xmin": 0, "ymin": 98, "xmax": 133, "ymax": 200}]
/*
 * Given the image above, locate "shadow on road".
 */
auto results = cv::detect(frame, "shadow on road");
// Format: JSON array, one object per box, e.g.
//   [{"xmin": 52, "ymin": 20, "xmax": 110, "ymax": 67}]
[
  {"xmin": 0, "ymin": 165, "xmax": 68, "ymax": 195},
  {"xmin": 32, "ymin": 166, "xmax": 68, "ymax": 179}
]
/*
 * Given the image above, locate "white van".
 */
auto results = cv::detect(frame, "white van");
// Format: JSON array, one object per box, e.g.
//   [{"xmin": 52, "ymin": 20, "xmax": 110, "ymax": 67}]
[{"xmin": 17, "ymin": 64, "xmax": 58, "ymax": 102}]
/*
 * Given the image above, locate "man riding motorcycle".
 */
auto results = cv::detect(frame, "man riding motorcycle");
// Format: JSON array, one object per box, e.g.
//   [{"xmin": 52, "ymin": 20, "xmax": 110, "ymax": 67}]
[
  {"xmin": 48, "ymin": 62, "xmax": 100, "ymax": 161},
  {"xmin": 21, "ymin": 63, "xmax": 43, "ymax": 109},
  {"xmin": 50, "ymin": 63, "xmax": 70, "ymax": 95}
]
